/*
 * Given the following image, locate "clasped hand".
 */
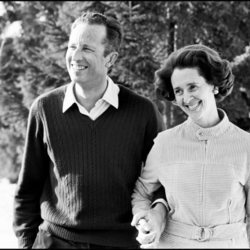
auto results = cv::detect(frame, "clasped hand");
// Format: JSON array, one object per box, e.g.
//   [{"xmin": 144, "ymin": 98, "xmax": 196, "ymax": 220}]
[{"xmin": 131, "ymin": 207, "xmax": 166, "ymax": 248}]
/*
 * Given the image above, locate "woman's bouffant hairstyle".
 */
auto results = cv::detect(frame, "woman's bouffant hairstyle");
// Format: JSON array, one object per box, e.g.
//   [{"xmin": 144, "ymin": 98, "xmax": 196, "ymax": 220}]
[{"xmin": 155, "ymin": 44, "xmax": 234, "ymax": 102}]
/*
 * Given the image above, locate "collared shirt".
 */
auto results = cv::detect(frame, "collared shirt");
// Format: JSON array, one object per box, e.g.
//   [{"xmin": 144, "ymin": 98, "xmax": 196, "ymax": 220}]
[{"xmin": 63, "ymin": 77, "xmax": 119, "ymax": 120}]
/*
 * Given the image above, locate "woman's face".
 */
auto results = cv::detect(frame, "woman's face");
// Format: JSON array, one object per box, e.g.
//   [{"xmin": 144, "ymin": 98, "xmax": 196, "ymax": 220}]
[{"xmin": 171, "ymin": 67, "xmax": 218, "ymax": 127}]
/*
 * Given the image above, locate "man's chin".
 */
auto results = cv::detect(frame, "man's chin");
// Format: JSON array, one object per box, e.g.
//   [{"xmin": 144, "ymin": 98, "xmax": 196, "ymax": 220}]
[{"xmin": 71, "ymin": 75, "xmax": 87, "ymax": 83}]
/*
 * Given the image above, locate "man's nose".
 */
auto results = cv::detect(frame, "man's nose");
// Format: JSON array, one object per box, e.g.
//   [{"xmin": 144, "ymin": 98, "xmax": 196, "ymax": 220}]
[{"xmin": 72, "ymin": 48, "xmax": 82, "ymax": 61}]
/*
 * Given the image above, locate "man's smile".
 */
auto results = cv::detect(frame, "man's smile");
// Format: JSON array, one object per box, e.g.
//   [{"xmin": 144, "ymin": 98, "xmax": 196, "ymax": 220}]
[{"xmin": 71, "ymin": 64, "xmax": 88, "ymax": 70}]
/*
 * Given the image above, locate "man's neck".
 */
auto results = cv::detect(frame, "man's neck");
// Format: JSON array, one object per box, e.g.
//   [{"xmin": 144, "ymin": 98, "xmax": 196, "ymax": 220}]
[{"xmin": 74, "ymin": 79, "xmax": 108, "ymax": 112}]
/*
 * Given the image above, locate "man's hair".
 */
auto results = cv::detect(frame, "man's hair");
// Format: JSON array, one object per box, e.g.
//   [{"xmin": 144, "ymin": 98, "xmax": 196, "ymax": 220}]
[
  {"xmin": 71, "ymin": 12, "xmax": 122, "ymax": 56},
  {"xmin": 155, "ymin": 44, "xmax": 234, "ymax": 103}
]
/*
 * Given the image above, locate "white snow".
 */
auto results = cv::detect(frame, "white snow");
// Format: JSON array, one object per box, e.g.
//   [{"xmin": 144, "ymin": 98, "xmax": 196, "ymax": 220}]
[{"xmin": 0, "ymin": 178, "xmax": 18, "ymax": 248}]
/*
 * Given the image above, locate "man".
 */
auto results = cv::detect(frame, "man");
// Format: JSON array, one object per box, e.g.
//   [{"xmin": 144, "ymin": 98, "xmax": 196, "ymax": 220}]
[{"xmin": 13, "ymin": 12, "xmax": 166, "ymax": 249}]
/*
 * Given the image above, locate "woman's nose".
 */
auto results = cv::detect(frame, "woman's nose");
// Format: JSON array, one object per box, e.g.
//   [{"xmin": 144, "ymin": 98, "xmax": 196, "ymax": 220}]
[{"xmin": 183, "ymin": 92, "xmax": 193, "ymax": 104}]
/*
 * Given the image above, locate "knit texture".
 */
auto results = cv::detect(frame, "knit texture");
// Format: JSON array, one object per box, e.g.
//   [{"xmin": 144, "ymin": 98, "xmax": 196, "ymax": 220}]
[{"xmin": 13, "ymin": 84, "xmax": 164, "ymax": 248}]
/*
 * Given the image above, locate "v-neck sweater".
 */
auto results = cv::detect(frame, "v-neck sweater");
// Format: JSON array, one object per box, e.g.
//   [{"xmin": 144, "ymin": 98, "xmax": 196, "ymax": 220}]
[{"xmin": 13, "ymin": 84, "xmax": 164, "ymax": 248}]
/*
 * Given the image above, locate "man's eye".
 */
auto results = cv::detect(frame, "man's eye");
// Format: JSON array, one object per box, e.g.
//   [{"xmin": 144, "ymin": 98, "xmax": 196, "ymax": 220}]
[
  {"xmin": 68, "ymin": 45, "xmax": 76, "ymax": 49},
  {"xmin": 83, "ymin": 48, "xmax": 93, "ymax": 52}
]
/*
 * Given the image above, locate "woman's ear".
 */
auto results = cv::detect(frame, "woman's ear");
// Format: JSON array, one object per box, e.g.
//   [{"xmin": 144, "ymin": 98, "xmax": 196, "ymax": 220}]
[{"xmin": 213, "ymin": 86, "xmax": 219, "ymax": 95}]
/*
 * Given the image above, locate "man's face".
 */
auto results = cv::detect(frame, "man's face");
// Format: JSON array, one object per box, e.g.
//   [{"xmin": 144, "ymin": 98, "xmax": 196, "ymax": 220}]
[{"xmin": 66, "ymin": 23, "xmax": 110, "ymax": 88}]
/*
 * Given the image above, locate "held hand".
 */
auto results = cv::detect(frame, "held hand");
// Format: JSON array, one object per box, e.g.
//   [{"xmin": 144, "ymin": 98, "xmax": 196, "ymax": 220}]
[
  {"xmin": 131, "ymin": 204, "xmax": 167, "ymax": 248},
  {"xmin": 131, "ymin": 210, "xmax": 151, "ymax": 233},
  {"xmin": 131, "ymin": 211, "xmax": 155, "ymax": 248}
]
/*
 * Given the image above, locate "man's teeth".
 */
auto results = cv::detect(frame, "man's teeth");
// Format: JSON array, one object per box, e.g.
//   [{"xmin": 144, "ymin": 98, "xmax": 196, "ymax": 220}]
[{"xmin": 72, "ymin": 65, "xmax": 87, "ymax": 70}]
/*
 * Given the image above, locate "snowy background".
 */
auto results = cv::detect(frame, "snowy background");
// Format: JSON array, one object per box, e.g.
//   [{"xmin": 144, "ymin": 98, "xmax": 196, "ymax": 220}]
[{"xmin": 0, "ymin": 178, "xmax": 18, "ymax": 248}]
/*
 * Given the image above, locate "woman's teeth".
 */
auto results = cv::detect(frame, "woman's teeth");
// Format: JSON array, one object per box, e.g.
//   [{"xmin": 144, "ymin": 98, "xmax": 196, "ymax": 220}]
[{"xmin": 186, "ymin": 102, "xmax": 201, "ymax": 111}]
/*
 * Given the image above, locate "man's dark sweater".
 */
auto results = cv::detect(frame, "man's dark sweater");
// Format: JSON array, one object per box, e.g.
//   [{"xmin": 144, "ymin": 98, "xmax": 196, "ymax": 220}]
[{"xmin": 13, "ymin": 84, "xmax": 164, "ymax": 248}]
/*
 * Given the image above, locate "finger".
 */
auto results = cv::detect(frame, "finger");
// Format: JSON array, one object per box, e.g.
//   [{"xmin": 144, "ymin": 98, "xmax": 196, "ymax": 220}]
[
  {"xmin": 137, "ymin": 224, "xmax": 150, "ymax": 234},
  {"xmin": 136, "ymin": 232, "xmax": 156, "ymax": 245},
  {"xmin": 131, "ymin": 211, "xmax": 148, "ymax": 226},
  {"xmin": 136, "ymin": 235, "xmax": 154, "ymax": 244},
  {"xmin": 137, "ymin": 218, "xmax": 151, "ymax": 233},
  {"xmin": 140, "ymin": 244, "xmax": 157, "ymax": 249},
  {"xmin": 137, "ymin": 231, "xmax": 155, "ymax": 241},
  {"xmin": 140, "ymin": 240, "xmax": 159, "ymax": 249}
]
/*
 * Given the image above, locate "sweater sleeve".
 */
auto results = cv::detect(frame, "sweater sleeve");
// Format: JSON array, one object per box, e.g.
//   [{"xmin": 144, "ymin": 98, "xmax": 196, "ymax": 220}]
[
  {"xmin": 13, "ymin": 98, "xmax": 50, "ymax": 248},
  {"xmin": 132, "ymin": 135, "xmax": 165, "ymax": 215},
  {"xmin": 141, "ymin": 102, "xmax": 165, "ymax": 164}
]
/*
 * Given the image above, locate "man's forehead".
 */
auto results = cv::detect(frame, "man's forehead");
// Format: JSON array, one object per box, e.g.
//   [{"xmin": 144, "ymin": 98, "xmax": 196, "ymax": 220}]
[{"xmin": 69, "ymin": 23, "xmax": 107, "ymax": 42}]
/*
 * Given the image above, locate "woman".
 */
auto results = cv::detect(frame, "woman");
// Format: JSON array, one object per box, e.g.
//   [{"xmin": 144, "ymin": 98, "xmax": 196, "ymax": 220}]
[{"xmin": 131, "ymin": 44, "xmax": 250, "ymax": 248}]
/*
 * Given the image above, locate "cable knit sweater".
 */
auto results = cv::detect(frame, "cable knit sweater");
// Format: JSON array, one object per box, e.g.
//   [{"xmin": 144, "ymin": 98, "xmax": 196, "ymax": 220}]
[
  {"xmin": 132, "ymin": 109, "xmax": 250, "ymax": 248},
  {"xmin": 13, "ymin": 84, "xmax": 164, "ymax": 248}
]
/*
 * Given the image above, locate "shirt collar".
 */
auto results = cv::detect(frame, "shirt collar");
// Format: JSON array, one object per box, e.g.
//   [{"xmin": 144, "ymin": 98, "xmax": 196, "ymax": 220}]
[
  {"xmin": 186, "ymin": 109, "xmax": 231, "ymax": 140},
  {"xmin": 62, "ymin": 76, "xmax": 119, "ymax": 113},
  {"xmin": 102, "ymin": 76, "xmax": 119, "ymax": 109},
  {"xmin": 62, "ymin": 81, "xmax": 75, "ymax": 113}
]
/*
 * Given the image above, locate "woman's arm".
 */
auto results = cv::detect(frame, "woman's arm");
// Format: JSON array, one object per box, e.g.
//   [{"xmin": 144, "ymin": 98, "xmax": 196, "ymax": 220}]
[{"xmin": 131, "ymin": 135, "xmax": 168, "ymax": 247}]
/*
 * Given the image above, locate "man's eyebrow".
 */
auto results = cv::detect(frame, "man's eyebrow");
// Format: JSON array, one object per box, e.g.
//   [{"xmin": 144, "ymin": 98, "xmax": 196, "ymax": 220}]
[
  {"xmin": 68, "ymin": 42, "xmax": 95, "ymax": 49},
  {"xmin": 82, "ymin": 44, "xmax": 95, "ymax": 49}
]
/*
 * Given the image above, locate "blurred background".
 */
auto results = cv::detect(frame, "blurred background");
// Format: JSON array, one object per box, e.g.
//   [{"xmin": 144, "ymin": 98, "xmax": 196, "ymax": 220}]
[{"xmin": 0, "ymin": 1, "xmax": 250, "ymax": 247}]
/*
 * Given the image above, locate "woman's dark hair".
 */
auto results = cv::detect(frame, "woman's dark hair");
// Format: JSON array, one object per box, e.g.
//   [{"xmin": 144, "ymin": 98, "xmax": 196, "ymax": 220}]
[
  {"xmin": 71, "ymin": 12, "xmax": 122, "ymax": 56},
  {"xmin": 155, "ymin": 44, "xmax": 234, "ymax": 102}
]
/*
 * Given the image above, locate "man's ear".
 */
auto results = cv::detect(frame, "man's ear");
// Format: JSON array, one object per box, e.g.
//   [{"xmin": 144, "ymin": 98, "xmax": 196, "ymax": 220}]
[{"xmin": 105, "ymin": 52, "xmax": 119, "ymax": 68}]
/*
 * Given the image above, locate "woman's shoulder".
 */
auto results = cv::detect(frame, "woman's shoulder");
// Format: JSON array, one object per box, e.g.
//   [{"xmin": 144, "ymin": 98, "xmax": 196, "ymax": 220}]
[
  {"xmin": 156, "ymin": 121, "xmax": 186, "ymax": 140},
  {"xmin": 230, "ymin": 122, "xmax": 250, "ymax": 136},
  {"xmin": 229, "ymin": 122, "xmax": 250, "ymax": 145}
]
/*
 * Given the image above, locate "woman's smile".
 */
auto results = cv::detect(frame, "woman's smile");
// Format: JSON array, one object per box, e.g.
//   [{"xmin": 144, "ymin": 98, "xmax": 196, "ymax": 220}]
[{"xmin": 184, "ymin": 99, "xmax": 202, "ymax": 112}]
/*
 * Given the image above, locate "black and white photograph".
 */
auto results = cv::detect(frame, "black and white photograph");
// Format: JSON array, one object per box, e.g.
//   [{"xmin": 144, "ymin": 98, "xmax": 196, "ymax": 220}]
[{"xmin": 0, "ymin": 1, "xmax": 250, "ymax": 249}]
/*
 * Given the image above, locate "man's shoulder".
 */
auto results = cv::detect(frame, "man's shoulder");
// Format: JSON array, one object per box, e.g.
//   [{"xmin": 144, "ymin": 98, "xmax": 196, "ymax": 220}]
[
  {"xmin": 118, "ymin": 84, "xmax": 155, "ymax": 107},
  {"xmin": 118, "ymin": 84, "xmax": 164, "ymax": 129},
  {"xmin": 37, "ymin": 84, "xmax": 67, "ymax": 100},
  {"xmin": 31, "ymin": 84, "xmax": 68, "ymax": 108}
]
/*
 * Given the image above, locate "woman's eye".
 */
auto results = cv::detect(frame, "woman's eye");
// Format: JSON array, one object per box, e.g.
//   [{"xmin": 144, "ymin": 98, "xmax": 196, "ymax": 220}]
[
  {"xmin": 174, "ymin": 89, "xmax": 182, "ymax": 95},
  {"xmin": 189, "ymin": 85, "xmax": 197, "ymax": 91}
]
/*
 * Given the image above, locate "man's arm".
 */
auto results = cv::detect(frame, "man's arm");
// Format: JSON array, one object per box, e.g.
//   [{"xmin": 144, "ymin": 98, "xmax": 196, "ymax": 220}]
[{"xmin": 13, "ymin": 99, "xmax": 50, "ymax": 248}]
